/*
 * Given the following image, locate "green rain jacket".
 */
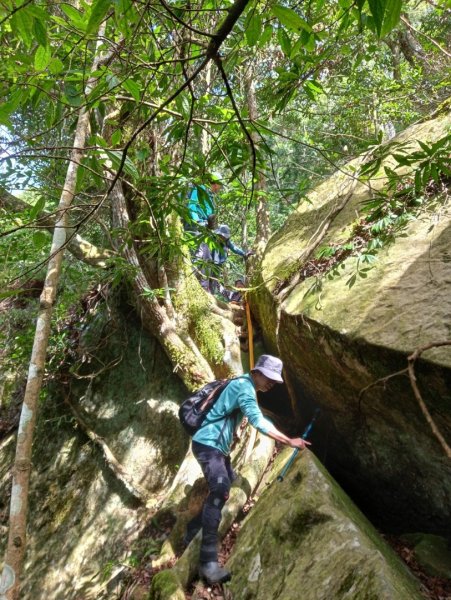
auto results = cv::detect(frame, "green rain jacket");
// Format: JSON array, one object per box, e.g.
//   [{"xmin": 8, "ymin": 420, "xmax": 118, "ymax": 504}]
[{"xmin": 192, "ymin": 373, "xmax": 272, "ymax": 455}]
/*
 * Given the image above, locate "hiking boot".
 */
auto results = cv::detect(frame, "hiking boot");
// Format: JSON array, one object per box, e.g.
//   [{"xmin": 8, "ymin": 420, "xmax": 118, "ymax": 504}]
[{"xmin": 199, "ymin": 561, "xmax": 232, "ymax": 584}]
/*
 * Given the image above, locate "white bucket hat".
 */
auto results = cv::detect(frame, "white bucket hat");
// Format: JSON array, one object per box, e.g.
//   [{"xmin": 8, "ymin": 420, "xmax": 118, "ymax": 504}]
[{"xmin": 253, "ymin": 354, "xmax": 284, "ymax": 383}]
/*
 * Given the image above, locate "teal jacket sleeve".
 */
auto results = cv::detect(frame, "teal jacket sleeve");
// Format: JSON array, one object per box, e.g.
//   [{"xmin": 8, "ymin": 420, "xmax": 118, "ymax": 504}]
[
  {"xmin": 236, "ymin": 386, "xmax": 271, "ymax": 434},
  {"xmin": 226, "ymin": 239, "xmax": 246, "ymax": 257}
]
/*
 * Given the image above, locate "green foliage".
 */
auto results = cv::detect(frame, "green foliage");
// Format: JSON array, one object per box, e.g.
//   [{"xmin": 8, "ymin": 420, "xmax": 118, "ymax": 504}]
[
  {"xmin": 0, "ymin": 0, "xmax": 447, "ymax": 335},
  {"xmin": 303, "ymin": 133, "xmax": 450, "ymax": 294}
]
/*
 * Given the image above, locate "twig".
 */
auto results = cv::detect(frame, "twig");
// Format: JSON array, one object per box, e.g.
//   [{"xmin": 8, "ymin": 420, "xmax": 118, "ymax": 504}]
[
  {"xmin": 214, "ymin": 55, "xmax": 256, "ymax": 209},
  {"xmin": 400, "ymin": 15, "xmax": 451, "ymax": 59},
  {"xmin": 407, "ymin": 341, "xmax": 451, "ymax": 458},
  {"xmin": 359, "ymin": 341, "xmax": 451, "ymax": 458}
]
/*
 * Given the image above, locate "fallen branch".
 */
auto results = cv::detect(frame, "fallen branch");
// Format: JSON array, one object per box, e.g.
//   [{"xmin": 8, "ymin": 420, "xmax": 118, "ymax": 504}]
[
  {"xmin": 407, "ymin": 341, "xmax": 451, "ymax": 459},
  {"xmin": 359, "ymin": 340, "xmax": 451, "ymax": 458}
]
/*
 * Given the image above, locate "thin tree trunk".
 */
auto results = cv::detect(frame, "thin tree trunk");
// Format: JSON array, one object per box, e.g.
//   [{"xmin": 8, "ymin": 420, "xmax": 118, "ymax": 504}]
[
  {"xmin": 384, "ymin": 38, "xmax": 402, "ymax": 82},
  {"xmin": 201, "ymin": 62, "xmax": 212, "ymax": 155},
  {"xmin": 245, "ymin": 61, "xmax": 270, "ymax": 257},
  {"xmin": 1, "ymin": 26, "xmax": 108, "ymax": 600}
]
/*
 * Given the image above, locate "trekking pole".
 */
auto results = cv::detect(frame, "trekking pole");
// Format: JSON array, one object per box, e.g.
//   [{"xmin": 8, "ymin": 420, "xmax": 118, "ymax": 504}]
[{"xmin": 277, "ymin": 409, "xmax": 320, "ymax": 482}]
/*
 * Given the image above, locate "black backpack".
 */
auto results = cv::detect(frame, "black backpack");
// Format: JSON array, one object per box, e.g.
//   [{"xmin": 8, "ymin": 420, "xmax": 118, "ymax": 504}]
[{"xmin": 178, "ymin": 379, "xmax": 230, "ymax": 436}]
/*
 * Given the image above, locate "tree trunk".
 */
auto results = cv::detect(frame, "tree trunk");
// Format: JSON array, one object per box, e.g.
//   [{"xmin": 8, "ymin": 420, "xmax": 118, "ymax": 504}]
[
  {"xmin": 398, "ymin": 16, "xmax": 428, "ymax": 69},
  {"xmin": 384, "ymin": 37, "xmax": 402, "ymax": 82},
  {"xmin": 108, "ymin": 178, "xmax": 215, "ymax": 390},
  {"xmin": 1, "ymin": 27, "xmax": 108, "ymax": 600},
  {"xmin": 245, "ymin": 61, "xmax": 270, "ymax": 257}
]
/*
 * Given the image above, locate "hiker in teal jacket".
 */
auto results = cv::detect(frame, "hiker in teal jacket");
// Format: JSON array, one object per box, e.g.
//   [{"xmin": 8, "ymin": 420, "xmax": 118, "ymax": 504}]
[
  {"xmin": 185, "ymin": 172, "xmax": 221, "ymax": 232},
  {"xmin": 185, "ymin": 355, "xmax": 311, "ymax": 585},
  {"xmin": 192, "ymin": 373, "xmax": 270, "ymax": 454}
]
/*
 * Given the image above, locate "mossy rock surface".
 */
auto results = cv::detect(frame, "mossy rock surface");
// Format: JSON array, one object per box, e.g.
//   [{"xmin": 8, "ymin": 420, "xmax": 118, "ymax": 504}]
[
  {"xmin": 0, "ymin": 307, "xmax": 189, "ymax": 600},
  {"xmin": 252, "ymin": 109, "xmax": 451, "ymax": 532},
  {"xmin": 401, "ymin": 533, "xmax": 451, "ymax": 579},
  {"xmin": 227, "ymin": 449, "xmax": 423, "ymax": 600}
]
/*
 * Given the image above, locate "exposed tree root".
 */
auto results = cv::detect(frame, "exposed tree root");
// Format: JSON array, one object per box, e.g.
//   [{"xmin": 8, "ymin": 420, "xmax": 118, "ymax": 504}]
[{"xmin": 64, "ymin": 393, "xmax": 151, "ymax": 505}]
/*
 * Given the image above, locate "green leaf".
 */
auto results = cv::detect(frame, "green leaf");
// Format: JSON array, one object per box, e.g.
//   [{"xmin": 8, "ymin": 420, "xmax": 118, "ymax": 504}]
[
  {"xmin": 136, "ymin": 148, "xmax": 149, "ymax": 162},
  {"xmin": 367, "ymin": 0, "xmax": 387, "ymax": 37},
  {"xmin": 0, "ymin": 289, "xmax": 20, "ymax": 300},
  {"xmin": 245, "ymin": 12, "xmax": 262, "ymax": 46},
  {"xmin": 30, "ymin": 197, "xmax": 46, "ymax": 219},
  {"xmin": 417, "ymin": 140, "xmax": 432, "ymax": 155},
  {"xmin": 392, "ymin": 153, "xmax": 410, "ymax": 166},
  {"xmin": 123, "ymin": 79, "xmax": 141, "ymax": 102},
  {"xmin": 431, "ymin": 135, "xmax": 450, "ymax": 153},
  {"xmin": 0, "ymin": 90, "xmax": 22, "ymax": 126},
  {"xmin": 33, "ymin": 18, "xmax": 48, "ymax": 47},
  {"xmin": 346, "ymin": 273, "xmax": 357, "ymax": 288},
  {"xmin": 277, "ymin": 27, "xmax": 292, "ymax": 56},
  {"xmin": 380, "ymin": 0, "xmax": 402, "ymax": 37},
  {"xmin": 28, "ymin": 4, "xmax": 49, "ymax": 21},
  {"xmin": 60, "ymin": 4, "xmax": 86, "ymax": 30},
  {"xmin": 64, "ymin": 83, "xmax": 82, "ymax": 107},
  {"xmin": 300, "ymin": 30, "xmax": 316, "ymax": 52},
  {"xmin": 34, "ymin": 45, "xmax": 52, "ymax": 71},
  {"xmin": 430, "ymin": 162, "xmax": 439, "ymax": 182},
  {"xmin": 303, "ymin": 80, "xmax": 325, "ymax": 99},
  {"xmin": 11, "ymin": 9, "xmax": 34, "ymax": 48},
  {"xmin": 272, "ymin": 5, "xmax": 312, "ymax": 33},
  {"xmin": 175, "ymin": 93, "xmax": 191, "ymax": 118},
  {"xmin": 258, "ymin": 24, "xmax": 273, "ymax": 48},
  {"xmin": 114, "ymin": 0, "xmax": 133, "ymax": 36},
  {"xmin": 32, "ymin": 230, "xmax": 48, "ymax": 249},
  {"xmin": 421, "ymin": 164, "xmax": 430, "ymax": 186},
  {"xmin": 49, "ymin": 58, "xmax": 65, "ymax": 75},
  {"xmin": 111, "ymin": 129, "xmax": 122, "ymax": 145},
  {"xmin": 87, "ymin": 0, "xmax": 111, "ymax": 34},
  {"xmin": 105, "ymin": 150, "xmax": 140, "ymax": 181},
  {"xmin": 414, "ymin": 169, "xmax": 422, "ymax": 194}
]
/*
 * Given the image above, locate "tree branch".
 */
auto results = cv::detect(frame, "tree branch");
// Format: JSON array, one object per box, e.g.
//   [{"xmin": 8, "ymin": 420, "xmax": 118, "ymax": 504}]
[
  {"xmin": 0, "ymin": 187, "xmax": 113, "ymax": 269},
  {"xmin": 359, "ymin": 341, "xmax": 451, "ymax": 458}
]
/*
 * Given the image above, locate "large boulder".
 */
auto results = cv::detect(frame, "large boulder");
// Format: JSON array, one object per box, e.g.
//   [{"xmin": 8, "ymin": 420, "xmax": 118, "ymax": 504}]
[
  {"xmin": 227, "ymin": 448, "xmax": 423, "ymax": 600},
  {"xmin": 251, "ymin": 106, "xmax": 451, "ymax": 534},
  {"xmin": 0, "ymin": 307, "xmax": 188, "ymax": 599}
]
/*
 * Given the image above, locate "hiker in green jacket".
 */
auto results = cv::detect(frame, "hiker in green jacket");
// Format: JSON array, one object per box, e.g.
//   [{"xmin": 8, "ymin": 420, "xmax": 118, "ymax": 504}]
[{"xmin": 184, "ymin": 354, "xmax": 311, "ymax": 585}]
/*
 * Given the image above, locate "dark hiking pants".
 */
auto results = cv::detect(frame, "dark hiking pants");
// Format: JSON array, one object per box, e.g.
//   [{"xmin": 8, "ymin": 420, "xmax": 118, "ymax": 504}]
[{"xmin": 185, "ymin": 441, "xmax": 235, "ymax": 563}]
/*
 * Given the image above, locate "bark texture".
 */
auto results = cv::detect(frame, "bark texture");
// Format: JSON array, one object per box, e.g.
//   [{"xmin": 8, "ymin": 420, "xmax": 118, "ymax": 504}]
[{"xmin": 2, "ymin": 29, "xmax": 108, "ymax": 600}]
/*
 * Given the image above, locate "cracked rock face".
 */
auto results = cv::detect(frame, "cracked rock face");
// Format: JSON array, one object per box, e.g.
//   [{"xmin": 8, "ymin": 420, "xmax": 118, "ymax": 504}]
[{"xmin": 252, "ymin": 109, "xmax": 451, "ymax": 533}]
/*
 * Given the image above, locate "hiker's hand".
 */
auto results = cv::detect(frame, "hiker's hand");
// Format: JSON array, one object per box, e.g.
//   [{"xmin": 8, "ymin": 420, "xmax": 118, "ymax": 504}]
[
  {"xmin": 289, "ymin": 437, "xmax": 311, "ymax": 450},
  {"xmin": 244, "ymin": 250, "xmax": 255, "ymax": 259}
]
